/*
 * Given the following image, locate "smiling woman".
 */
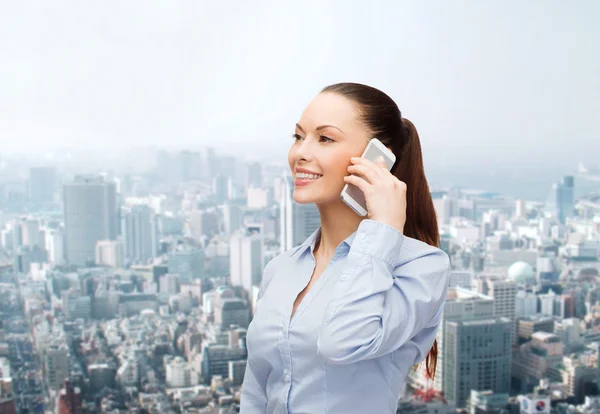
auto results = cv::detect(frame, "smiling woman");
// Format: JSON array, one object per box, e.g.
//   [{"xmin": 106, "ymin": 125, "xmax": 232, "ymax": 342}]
[{"xmin": 241, "ymin": 82, "xmax": 449, "ymax": 414}]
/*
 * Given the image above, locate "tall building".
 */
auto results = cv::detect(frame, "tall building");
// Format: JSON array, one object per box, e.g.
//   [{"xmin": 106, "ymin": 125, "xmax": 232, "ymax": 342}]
[
  {"xmin": 62, "ymin": 290, "xmax": 92, "ymax": 321},
  {"xmin": 178, "ymin": 150, "xmax": 203, "ymax": 182},
  {"xmin": 246, "ymin": 161, "xmax": 263, "ymax": 190},
  {"xmin": 46, "ymin": 229, "xmax": 65, "ymax": 266},
  {"xmin": 213, "ymin": 174, "xmax": 231, "ymax": 204},
  {"xmin": 29, "ymin": 166, "xmax": 57, "ymax": 205},
  {"xmin": 515, "ymin": 290, "xmax": 538, "ymax": 318},
  {"xmin": 515, "ymin": 198, "xmax": 527, "ymax": 219},
  {"xmin": 544, "ymin": 175, "xmax": 575, "ymax": 224},
  {"xmin": 45, "ymin": 343, "xmax": 69, "ymax": 390},
  {"xmin": 21, "ymin": 218, "xmax": 43, "ymax": 248},
  {"xmin": 168, "ymin": 248, "xmax": 205, "ymax": 283},
  {"xmin": 213, "ymin": 286, "xmax": 250, "ymax": 330},
  {"xmin": 121, "ymin": 204, "xmax": 158, "ymax": 264},
  {"xmin": 95, "ymin": 240, "xmax": 124, "ymax": 268},
  {"xmin": 214, "ymin": 297, "xmax": 250, "ymax": 330},
  {"xmin": 205, "ymin": 147, "xmax": 218, "ymax": 181},
  {"xmin": 159, "ymin": 273, "xmax": 180, "ymax": 295},
  {"xmin": 229, "ymin": 226, "xmax": 264, "ymax": 295},
  {"xmin": 64, "ymin": 176, "xmax": 117, "ymax": 266},
  {"xmin": 279, "ymin": 175, "xmax": 320, "ymax": 252},
  {"xmin": 419, "ymin": 288, "xmax": 512, "ymax": 409},
  {"xmin": 445, "ymin": 316, "xmax": 512, "ymax": 408},
  {"xmin": 188, "ymin": 210, "xmax": 220, "ymax": 239},
  {"xmin": 222, "ymin": 203, "xmax": 243, "ymax": 234},
  {"xmin": 536, "ymin": 254, "xmax": 560, "ymax": 283},
  {"xmin": 475, "ymin": 275, "xmax": 518, "ymax": 344}
]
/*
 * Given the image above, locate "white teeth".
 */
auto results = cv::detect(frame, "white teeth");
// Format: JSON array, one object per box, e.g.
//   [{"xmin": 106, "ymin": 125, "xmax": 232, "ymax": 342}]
[{"xmin": 296, "ymin": 172, "xmax": 322, "ymax": 180}]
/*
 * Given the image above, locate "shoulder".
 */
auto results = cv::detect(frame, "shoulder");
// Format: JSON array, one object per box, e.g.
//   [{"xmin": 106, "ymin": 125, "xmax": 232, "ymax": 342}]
[
  {"xmin": 396, "ymin": 236, "xmax": 450, "ymax": 272},
  {"xmin": 393, "ymin": 237, "xmax": 450, "ymax": 299}
]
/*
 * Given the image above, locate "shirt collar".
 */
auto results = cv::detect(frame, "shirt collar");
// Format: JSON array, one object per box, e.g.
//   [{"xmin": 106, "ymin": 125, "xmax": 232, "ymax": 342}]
[{"xmin": 291, "ymin": 227, "xmax": 358, "ymax": 259}]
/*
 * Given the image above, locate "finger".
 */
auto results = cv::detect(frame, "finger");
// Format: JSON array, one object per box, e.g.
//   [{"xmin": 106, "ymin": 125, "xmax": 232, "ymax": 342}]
[
  {"xmin": 375, "ymin": 156, "xmax": 388, "ymax": 169},
  {"xmin": 347, "ymin": 164, "xmax": 381, "ymax": 185},
  {"xmin": 350, "ymin": 157, "xmax": 387, "ymax": 179},
  {"xmin": 343, "ymin": 174, "xmax": 371, "ymax": 193}
]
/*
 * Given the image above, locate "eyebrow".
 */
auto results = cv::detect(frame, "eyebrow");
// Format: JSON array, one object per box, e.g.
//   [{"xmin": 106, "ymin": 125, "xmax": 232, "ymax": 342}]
[{"xmin": 295, "ymin": 123, "xmax": 346, "ymax": 136}]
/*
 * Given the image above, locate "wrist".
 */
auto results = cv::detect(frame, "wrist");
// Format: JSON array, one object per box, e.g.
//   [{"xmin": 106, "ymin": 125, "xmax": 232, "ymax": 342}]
[{"xmin": 369, "ymin": 218, "xmax": 404, "ymax": 234}]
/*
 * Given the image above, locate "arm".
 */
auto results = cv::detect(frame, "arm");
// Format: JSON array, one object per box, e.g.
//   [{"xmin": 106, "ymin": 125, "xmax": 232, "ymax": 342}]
[
  {"xmin": 240, "ymin": 256, "xmax": 278, "ymax": 411},
  {"xmin": 317, "ymin": 219, "xmax": 450, "ymax": 365}
]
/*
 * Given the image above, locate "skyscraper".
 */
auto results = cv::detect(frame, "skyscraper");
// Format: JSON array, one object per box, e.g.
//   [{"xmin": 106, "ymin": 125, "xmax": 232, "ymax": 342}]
[
  {"xmin": 179, "ymin": 150, "xmax": 203, "ymax": 182},
  {"xmin": 45, "ymin": 343, "xmax": 69, "ymax": 390},
  {"xmin": 222, "ymin": 203, "xmax": 243, "ymax": 234},
  {"xmin": 444, "ymin": 289, "xmax": 512, "ymax": 408},
  {"xmin": 213, "ymin": 174, "xmax": 231, "ymax": 204},
  {"xmin": 46, "ymin": 229, "xmax": 65, "ymax": 266},
  {"xmin": 246, "ymin": 161, "xmax": 263, "ymax": 190},
  {"xmin": 63, "ymin": 176, "xmax": 117, "ymax": 267},
  {"xmin": 544, "ymin": 175, "xmax": 575, "ymax": 224},
  {"xmin": 121, "ymin": 204, "xmax": 158, "ymax": 265},
  {"xmin": 168, "ymin": 248, "xmax": 205, "ymax": 283},
  {"xmin": 419, "ymin": 288, "xmax": 512, "ymax": 408},
  {"xmin": 95, "ymin": 240, "xmax": 124, "ymax": 268},
  {"xmin": 445, "ymin": 317, "xmax": 512, "ymax": 408},
  {"xmin": 279, "ymin": 175, "xmax": 320, "ymax": 252},
  {"xmin": 475, "ymin": 275, "xmax": 518, "ymax": 344},
  {"xmin": 21, "ymin": 218, "xmax": 43, "ymax": 248},
  {"xmin": 229, "ymin": 226, "xmax": 264, "ymax": 295}
]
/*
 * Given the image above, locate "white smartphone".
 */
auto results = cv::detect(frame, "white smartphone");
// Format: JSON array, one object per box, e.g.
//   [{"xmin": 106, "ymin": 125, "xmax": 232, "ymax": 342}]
[{"xmin": 341, "ymin": 138, "xmax": 396, "ymax": 216}]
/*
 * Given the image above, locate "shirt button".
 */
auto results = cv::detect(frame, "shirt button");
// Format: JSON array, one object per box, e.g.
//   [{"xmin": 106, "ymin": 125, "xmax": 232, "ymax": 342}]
[
  {"xmin": 359, "ymin": 233, "xmax": 366, "ymax": 240},
  {"xmin": 285, "ymin": 374, "xmax": 291, "ymax": 383}
]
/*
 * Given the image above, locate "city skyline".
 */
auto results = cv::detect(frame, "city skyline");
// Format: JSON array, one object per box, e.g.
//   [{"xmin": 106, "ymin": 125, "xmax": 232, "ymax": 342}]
[
  {"xmin": 1, "ymin": 1, "xmax": 599, "ymax": 172},
  {"xmin": 1, "ymin": 2, "xmax": 600, "ymax": 413}
]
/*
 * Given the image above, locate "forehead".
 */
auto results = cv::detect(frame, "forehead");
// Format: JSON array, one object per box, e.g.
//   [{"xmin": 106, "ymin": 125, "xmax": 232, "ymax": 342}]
[{"xmin": 299, "ymin": 92, "xmax": 367, "ymax": 134}]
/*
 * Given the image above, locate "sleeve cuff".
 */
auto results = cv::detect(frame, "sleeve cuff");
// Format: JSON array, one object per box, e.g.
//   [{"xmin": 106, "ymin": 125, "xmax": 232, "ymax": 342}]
[{"xmin": 349, "ymin": 219, "xmax": 404, "ymax": 267}]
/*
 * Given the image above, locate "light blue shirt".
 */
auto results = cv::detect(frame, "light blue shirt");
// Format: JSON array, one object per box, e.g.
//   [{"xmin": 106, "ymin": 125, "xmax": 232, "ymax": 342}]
[{"xmin": 241, "ymin": 219, "xmax": 450, "ymax": 414}]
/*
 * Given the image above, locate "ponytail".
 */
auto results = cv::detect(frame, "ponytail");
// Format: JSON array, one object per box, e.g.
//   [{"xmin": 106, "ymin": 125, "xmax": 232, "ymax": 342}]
[
  {"xmin": 320, "ymin": 83, "xmax": 441, "ymax": 380},
  {"xmin": 394, "ymin": 118, "xmax": 440, "ymax": 380}
]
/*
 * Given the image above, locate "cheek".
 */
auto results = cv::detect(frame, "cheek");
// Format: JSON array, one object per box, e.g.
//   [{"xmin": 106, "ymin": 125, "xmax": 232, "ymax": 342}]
[{"xmin": 323, "ymin": 156, "xmax": 350, "ymax": 178}]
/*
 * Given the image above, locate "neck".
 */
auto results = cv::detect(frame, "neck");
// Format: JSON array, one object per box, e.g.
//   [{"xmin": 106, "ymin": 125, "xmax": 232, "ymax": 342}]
[{"xmin": 314, "ymin": 199, "xmax": 365, "ymax": 259}]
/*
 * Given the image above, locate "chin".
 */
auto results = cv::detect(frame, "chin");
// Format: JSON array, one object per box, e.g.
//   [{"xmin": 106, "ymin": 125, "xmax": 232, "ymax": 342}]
[
  {"xmin": 292, "ymin": 190, "xmax": 316, "ymax": 204},
  {"xmin": 293, "ymin": 189, "xmax": 339, "ymax": 205}
]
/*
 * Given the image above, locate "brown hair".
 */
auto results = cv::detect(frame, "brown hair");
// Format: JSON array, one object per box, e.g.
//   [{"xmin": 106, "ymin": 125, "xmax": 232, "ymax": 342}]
[{"xmin": 322, "ymin": 82, "xmax": 440, "ymax": 379}]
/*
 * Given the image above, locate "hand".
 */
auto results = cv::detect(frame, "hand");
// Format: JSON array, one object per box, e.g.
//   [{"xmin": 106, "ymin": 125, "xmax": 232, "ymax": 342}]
[{"xmin": 344, "ymin": 156, "xmax": 407, "ymax": 234}]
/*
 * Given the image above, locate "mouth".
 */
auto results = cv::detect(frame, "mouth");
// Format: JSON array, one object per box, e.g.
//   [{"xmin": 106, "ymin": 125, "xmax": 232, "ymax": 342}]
[{"xmin": 295, "ymin": 172, "xmax": 323, "ymax": 181}]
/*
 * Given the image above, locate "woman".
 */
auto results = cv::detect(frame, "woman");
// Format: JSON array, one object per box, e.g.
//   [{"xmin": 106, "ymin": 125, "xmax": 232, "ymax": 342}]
[{"xmin": 241, "ymin": 83, "xmax": 450, "ymax": 413}]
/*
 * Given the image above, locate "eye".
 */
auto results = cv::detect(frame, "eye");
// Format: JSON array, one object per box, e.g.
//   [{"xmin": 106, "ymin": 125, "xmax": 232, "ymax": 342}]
[
  {"xmin": 292, "ymin": 133, "xmax": 303, "ymax": 141},
  {"xmin": 319, "ymin": 135, "xmax": 334, "ymax": 143}
]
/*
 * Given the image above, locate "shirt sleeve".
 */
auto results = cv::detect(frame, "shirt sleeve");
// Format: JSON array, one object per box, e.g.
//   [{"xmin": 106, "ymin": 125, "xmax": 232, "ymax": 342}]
[
  {"xmin": 240, "ymin": 256, "xmax": 278, "ymax": 411},
  {"xmin": 317, "ymin": 219, "xmax": 450, "ymax": 365}
]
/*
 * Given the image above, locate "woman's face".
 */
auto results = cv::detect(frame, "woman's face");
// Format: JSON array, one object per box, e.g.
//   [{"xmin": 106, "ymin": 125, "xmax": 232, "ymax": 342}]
[{"xmin": 288, "ymin": 92, "xmax": 371, "ymax": 205}]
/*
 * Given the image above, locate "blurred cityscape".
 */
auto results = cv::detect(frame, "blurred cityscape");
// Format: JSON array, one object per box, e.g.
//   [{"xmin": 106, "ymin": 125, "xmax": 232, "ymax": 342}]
[{"xmin": 0, "ymin": 148, "xmax": 599, "ymax": 414}]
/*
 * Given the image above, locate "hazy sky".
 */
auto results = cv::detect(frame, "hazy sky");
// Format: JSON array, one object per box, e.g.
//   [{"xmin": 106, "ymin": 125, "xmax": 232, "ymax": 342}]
[{"xmin": 1, "ymin": 1, "xmax": 599, "ymax": 172}]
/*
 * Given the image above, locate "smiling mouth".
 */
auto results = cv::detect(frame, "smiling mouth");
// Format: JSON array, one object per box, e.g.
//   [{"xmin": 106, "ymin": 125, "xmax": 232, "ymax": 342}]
[{"xmin": 295, "ymin": 172, "xmax": 323, "ymax": 180}]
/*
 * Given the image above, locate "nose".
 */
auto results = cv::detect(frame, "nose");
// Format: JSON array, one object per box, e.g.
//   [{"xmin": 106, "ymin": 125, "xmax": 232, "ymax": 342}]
[{"xmin": 292, "ymin": 135, "xmax": 316, "ymax": 164}]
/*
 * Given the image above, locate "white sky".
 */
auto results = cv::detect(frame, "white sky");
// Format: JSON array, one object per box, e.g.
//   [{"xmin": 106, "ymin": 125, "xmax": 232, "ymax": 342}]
[{"xmin": 1, "ymin": 1, "xmax": 599, "ymax": 170}]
